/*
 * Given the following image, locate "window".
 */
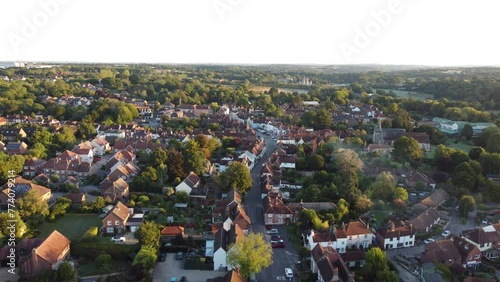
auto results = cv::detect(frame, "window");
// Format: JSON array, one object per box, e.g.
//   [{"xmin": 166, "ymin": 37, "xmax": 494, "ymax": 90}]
[
  {"xmin": 278, "ymin": 219, "xmax": 283, "ymax": 224},
  {"xmin": 115, "ymin": 220, "xmax": 120, "ymax": 225},
  {"xmin": 278, "ymin": 214, "xmax": 283, "ymax": 218},
  {"xmin": 268, "ymin": 214, "xmax": 273, "ymax": 218},
  {"xmin": 474, "ymin": 254, "xmax": 480, "ymax": 259},
  {"xmin": 268, "ymin": 219, "xmax": 272, "ymax": 224},
  {"xmin": 364, "ymin": 234, "xmax": 367, "ymax": 238},
  {"xmin": 349, "ymin": 236, "xmax": 352, "ymax": 240},
  {"xmin": 107, "ymin": 220, "xmax": 112, "ymax": 226}
]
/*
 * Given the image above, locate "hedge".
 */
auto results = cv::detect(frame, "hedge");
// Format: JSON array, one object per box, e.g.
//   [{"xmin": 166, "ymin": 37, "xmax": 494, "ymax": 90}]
[{"xmin": 71, "ymin": 238, "xmax": 140, "ymax": 260}]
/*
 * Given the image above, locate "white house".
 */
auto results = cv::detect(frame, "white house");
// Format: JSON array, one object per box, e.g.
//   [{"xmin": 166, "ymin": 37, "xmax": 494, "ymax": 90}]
[
  {"xmin": 213, "ymin": 223, "xmax": 245, "ymax": 271},
  {"xmin": 343, "ymin": 221, "xmax": 375, "ymax": 249},
  {"xmin": 175, "ymin": 172, "xmax": 200, "ymax": 195},
  {"xmin": 91, "ymin": 137, "xmax": 110, "ymax": 156},
  {"xmin": 376, "ymin": 222, "xmax": 416, "ymax": 250},
  {"xmin": 72, "ymin": 145, "xmax": 94, "ymax": 163},
  {"xmin": 304, "ymin": 229, "xmax": 348, "ymax": 254}
]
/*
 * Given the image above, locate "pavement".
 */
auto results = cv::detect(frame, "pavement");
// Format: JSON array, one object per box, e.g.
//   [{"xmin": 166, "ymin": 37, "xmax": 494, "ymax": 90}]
[
  {"xmin": 245, "ymin": 132, "xmax": 299, "ymax": 282},
  {"xmin": 152, "ymin": 252, "xmax": 224, "ymax": 282}
]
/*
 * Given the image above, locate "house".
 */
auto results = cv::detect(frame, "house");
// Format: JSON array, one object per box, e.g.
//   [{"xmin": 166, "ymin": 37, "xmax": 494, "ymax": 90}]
[
  {"xmin": 99, "ymin": 178, "xmax": 129, "ymax": 201},
  {"xmin": 405, "ymin": 132, "xmax": 431, "ymax": 151},
  {"xmin": 310, "ymin": 244, "xmax": 353, "ymax": 282},
  {"xmin": 0, "ymin": 177, "xmax": 52, "ymax": 208},
  {"xmin": 223, "ymin": 204, "xmax": 252, "ymax": 234},
  {"xmin": 91, "ymin": 137, "xmax": 110, "ymax": 155},
  {"xmin": 0, "ymin": 128, "xmax": 27, "ymax": 141},
  {"xmin": 263, "ymin": 194, "xmax": 293, "ymax": 226},
  {"xmin": 160, "ymin": 226, "xmax": 184, "ymax": 237},
  {"xmin": 406, "ymin": 171, "xmax": 431, "ymax": 188},
  {"xmin": 343, "ymin": 221, "xmax": 375, "ymax": 249},
  {"xmin": 206, "ymin": 269, "xmax": 245, "ymax": 282},
  {"xmin": 175, "ymin": 172, "xmax": 200, "ymax": 195},
  {"xmin": 42, "ymin": 151, "xmax": 91, "ymax": 181},
  {"xmin": 213, "ymin": 223, "xmax": 245, "ymax": 271},
  {"xmin": 303, "ymin": 228, "xmax": 348, "ymax": 253},
  {"xmin": 376, "ymin": 221, "xmax": 416, "ymax": 250},
  {"xmin": 72, "ymin": 143, "xmax": 94, "ymax": 163},
  {"xmin": 102, "ymin": 202, "xmax": 130, "ymax": 234},
  {"xmin": 450, "ymin": 235, "xmax": 482, "ymax": 269},
  {"xmin": 366, "ymin": 143, "xmax": 393, "ymax": 155},
  {"xmin": 5, "ymin": 141, "xmax": 28, "ymax": 155},
  {"xmin": 11, "ymin": 231, "xmax": 70, "ymax": 279},
  {"xmin": 65, "ymin": 192, "xmax": 86, "ymax": 208},
  {"xmin": 23, "ymin": 157, "xmax": 47, "ymax": 177},
  {"xmin": 461, "ymin": 223, "xmax": 500, "ymax": 254},
  {"xmin": 408, "ymin": 207, "xmax": 441, "ymax": 233}
]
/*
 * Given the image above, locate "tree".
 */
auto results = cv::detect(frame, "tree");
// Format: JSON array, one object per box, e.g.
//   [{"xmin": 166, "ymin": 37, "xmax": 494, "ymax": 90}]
[
  {"xmin": 183, "ymin": 140, "xmax": 206, "ymax": 175},
  {"xmin": 151, "ymin": 148, "xmax": 168, "ymax": 167},
  {"xmin": 307, "ymin": 155, "xmax": 325, "ymax": 170},
  {"xmin": 218, "ymin": 162, "xmax": 253, "ymax": 194},
  {"xmin": 392, "ymin": 109, "xmax": 412, "ymax": 132},
  {"xmin": 167, "ymin": 150, "xmax": 185, "ymax": 180},
  {"xmin": 95, "ymin": 253, "xmax": 113, "ymax": 273},
  {"xmin": 0, "ymin": 211, "xmax": 26, "ymax": 238},
  {"xmin": 76, "ymin": 121, "xmax": 96, "ymax": 139},
  {"xmin": 18, "ymin": 189, "xmax": 49, "ymax": 218},
  {"xmin": 227, "ymin": 233, "xmax": 273, "ymax": 278},
  {"xmin": 82, "ymin": 226, "xmax": 99, "ymax": 238},
  {"xmin": 57, "ymin": 261, "xmax": 78, "ymax": 282},
  {"xmin": 469, "ymin": 146, "xmax": 485, "ymax": 160},
  {"xmin": 452, "ymin": 162, "xmax": 477, "ymax": 191},
  {"xmin": 358, "ymin": 247, "xmax": 398, "ymax": 282},
  {"xmin": 368, "ymin": 171, "xmax": 397, "ymax": 202},
  {"xmin": 335, "ymin": 199, "xmax": 349, "ymax": 221},
  {"xmin": 354, "ymin": 195, "xmax": 373, "ymax": 213},
  {"xmin": 461, "ymin": 124, "xmax": 473, "ymax": 140},
  {"xmin": 459, "ymin": 195, "xmax": 475, "ymax": 217},
  {"xmin": 392, "ymin": 136, "xmax": 423, "ymax": 164},
  {"xmin": 175, "ymin": 191, "xmax": 189, "ymax": 203},
  {"xmin": 93, "ymin": 196, "xmax": 105, "ymax": 211},
  {"xmin": 136, "ymin": 221, "xmax": 160, "ymax": 249},
  {"xmin": 394, "ymin": 187, "xmax": 409, "ymax": 202},
  {"xmin": 486, "ymin": 132, "xmax": 500, "ymax": 153},
  {"xmin": 333, "ymin": 149, "xmax": 363, "ymax": 172}
]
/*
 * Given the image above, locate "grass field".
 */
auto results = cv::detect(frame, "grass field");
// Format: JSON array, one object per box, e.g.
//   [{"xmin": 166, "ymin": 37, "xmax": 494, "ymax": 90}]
[
  {"xmin": 37, "ymin": 214, "xmax": 102, "ymax": 240},
  {"xmin": 376, "ymin": 89, "xmax": 434, "ymax": 100},
  {"xmin": 78, "ymin": 260, "xmax": 129, "ymax": 277},
  {"xmin": 446, "ymin": 138, "xmax": 475, "ymax": 153}
]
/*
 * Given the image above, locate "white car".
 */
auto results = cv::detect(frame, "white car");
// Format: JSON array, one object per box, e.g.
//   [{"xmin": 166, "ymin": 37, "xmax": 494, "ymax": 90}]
[
  {"xmin": 441, "ymin": 230, "xmax": 450, "ymax": 237},
  {"xmin": 424, "ymin": 238, "xmax": 435, "ymax": 244},
  {"xmin": 267, "ymin": 229, "xmax": 279, "ymax": 235},
  {"xmin": 285, "ymin": 268, "xmax": 293, "ymax": 279},
  {"xmin": 111, "ymin": 236, "xmax": 126, "ymax": 242}
]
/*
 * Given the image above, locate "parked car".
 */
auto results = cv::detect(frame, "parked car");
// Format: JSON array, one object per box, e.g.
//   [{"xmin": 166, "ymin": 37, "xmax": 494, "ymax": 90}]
[
  {"xmin": 170, "ymin": 277, "xmax": 177, "ymax": 282},
  {"xmin": 441, "ymin": 230, "xmax": 450, "ymax": 237},
  {"xmin": 271, "ymin": 235, "xmax": 283, "ymax": 241},
  {"xmin": 272, "ymin": 240, "xmax": 285, "ymax": 248},
  {"xmin": 285, "ymin": 268, "xmax": 293, "ymax": 279},
  {"xmin": 180, "ymin": 277, "xmax": 187, "ymax": 282},
  {"xmin": 267, "ymin": 229, "xmax": 279, "ymax": 235},
  {"xmin": 111, "ymin": 236, "xmax": 126, "ymax": 242},
  {"xmin": 159, "ymin": 252, "xmax": 167, "ymax": 262},
  {"xmin": 176, "ymin": 252, "xmax": 184, "ymax": 260},
  {"xmin": 424, "ymin": 238, "xmax": 435, "ymax": 244}
]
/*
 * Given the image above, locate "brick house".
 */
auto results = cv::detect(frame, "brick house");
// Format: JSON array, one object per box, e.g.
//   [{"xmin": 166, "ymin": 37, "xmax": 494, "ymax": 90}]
[
  {"xmin": 23, "ymin": 157, "xmax": 47, "ymax": 177},
  {"xmin": 5, "ymin": 142, "xmax": 28, "ymax": 155},
  {"xmin": 376, "ymin": 221, "xmax": 416, "ymax": 250},
  {"xmin": 102, "ymin": 202, "xmax": 130, "ymax": 234},
  {"xmin": 0, "ymin": 177, "xmax": 52, "ymax": 209},
  {"xmin": 310, "ymin": 244, "xmax": 354, "ymax": 282},
  {"xmin": 263, "ymin": 193, "xmax": 293, "ymax": 226}
]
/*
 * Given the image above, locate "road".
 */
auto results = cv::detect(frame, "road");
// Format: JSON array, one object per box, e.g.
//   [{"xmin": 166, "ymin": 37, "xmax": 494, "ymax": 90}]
[{"xmin": 245, "ymin": 132, "xmax": 299, "ymax": 281}]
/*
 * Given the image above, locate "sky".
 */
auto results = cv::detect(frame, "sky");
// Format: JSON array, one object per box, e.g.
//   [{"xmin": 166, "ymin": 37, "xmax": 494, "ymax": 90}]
[{"xmin": 0, "ymin": 0, "xmax": 499, "ymax": 66}]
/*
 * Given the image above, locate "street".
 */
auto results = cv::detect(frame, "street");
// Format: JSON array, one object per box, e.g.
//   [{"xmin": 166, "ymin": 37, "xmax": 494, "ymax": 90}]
[{"xmin": 245, "ymin": 132, "xmax": 299, "ymax": 281}]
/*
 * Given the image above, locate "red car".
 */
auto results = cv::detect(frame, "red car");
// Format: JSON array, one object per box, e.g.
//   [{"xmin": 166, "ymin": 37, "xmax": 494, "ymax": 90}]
[{"xmin": 271, "ymin": 240, "xmax": 285, "ymax": 248}]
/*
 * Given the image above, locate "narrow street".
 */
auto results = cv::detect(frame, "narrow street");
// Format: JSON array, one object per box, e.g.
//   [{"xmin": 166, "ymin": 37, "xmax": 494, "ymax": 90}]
[{"xmin": 245, "ymin": 132, "xmax": 299, "ymax": 281}]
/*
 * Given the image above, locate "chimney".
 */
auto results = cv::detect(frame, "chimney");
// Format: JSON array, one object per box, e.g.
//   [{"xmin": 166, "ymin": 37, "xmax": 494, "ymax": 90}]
[
  {"xmin": 391, "ymin": 222, "xmax": 395, "ymax": 231},
  {"xmin": 32, "ymin": 248, "xmax": 39, "ymax": 273}
]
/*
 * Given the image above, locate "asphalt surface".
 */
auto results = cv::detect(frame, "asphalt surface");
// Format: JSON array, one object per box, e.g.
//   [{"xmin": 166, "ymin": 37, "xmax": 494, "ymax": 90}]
[{"xmin": 245, "ymin": 132, "xmax": 299, "ymax": 282}]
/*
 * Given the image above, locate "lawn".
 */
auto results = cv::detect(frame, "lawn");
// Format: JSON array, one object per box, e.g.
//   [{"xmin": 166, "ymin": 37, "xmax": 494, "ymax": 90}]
[
  {"xmin": 376, "ymin": 89, "xmax": 434, "ymax": 100},
  {"xmin": 78, "ymin": 259, "xmax": 129, "ymax": 277},
  {"xmin": 37, "ymin": 214, "xmax": 102, "ymax": 240},
  {"xmin": 445, "ymin": 139, "xmax": 475, "ymax": 153}
]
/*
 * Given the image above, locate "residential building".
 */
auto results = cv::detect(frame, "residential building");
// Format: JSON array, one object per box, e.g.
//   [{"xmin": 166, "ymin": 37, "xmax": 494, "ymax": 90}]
[
  {"xmin": 5, "ymin": 141, "xmax": 28, "ymax": 155},
  {"xmin": 65, "ymin": 192, "xmax": 86, "ymax": 208},
  {"xmin": 450, "ymin": 235, "xmax": 482, "ymax": 269},
  {"xmin": 421, "ymin": 239, "xmax": 461, "ymax": 267},
  {"xmin": 0, "ymin": 128, "xmax": 27, "ymax": 141},
  {"xmin": 213, "ymin": 223, "xmax": 245, "ymax": 271},
  {"xmin": 263, "ymin": 193, "xmax": 293, "ymax": 225},
  {"xmin": 376, "ymin": 222, "xmax": 416, "ymax": 249},
  {"xmin": 310, "ymin": 244, "xmax": 354, "ymax": 282},
  {"xmin": 206, "ymin": 269, "xmax": 245, "ymax": 282},
  {"xmin": 0, "ymin": 177, "xmax": 52, "ymax": 208},
  {"xmin": 23, "ymin": 157, "xmax": 47, "ymax": 177},
  {"xmin": 344, "ymin": 221, "xmax": 375, "ymax": 249},
  {"xmin": 411, "ymin": 189, "xmax": 449, "ymax": 214},
  {"xmin": 303, "ymin": 228, "xmax": 348, "ymax": 253},
  {"xmin": 175, "ymin": 172, "xmax": 200, "ymax": 195},
  {"xmin": 90, "ymin": 137, "xmax": 110, "ymax": 155},
  {"xmin": 160, "ymin": 226, "xmax": 185, "ymax": 237},
  {"xmin": 461, "ymin": 223, "xmax": 500, "ymax": 254},
  {"xmin": 407, "ymin": 208, "xmax": 441, "ymax": 233},
  {"xmin": 99, "ymin": 178, "xmax": 129, "ymax": 201}
]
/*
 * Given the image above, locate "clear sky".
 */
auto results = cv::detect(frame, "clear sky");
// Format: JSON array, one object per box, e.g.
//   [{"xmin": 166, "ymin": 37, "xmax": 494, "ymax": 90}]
[{"xmin": 0, "ymin": 0, "xmax": 498, "ymax": 66}]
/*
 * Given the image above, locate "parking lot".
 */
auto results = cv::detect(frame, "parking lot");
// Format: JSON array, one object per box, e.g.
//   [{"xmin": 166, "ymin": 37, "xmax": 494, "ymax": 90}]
[{"xmin": 152, "ymin": 253, "xmax": 224, "ymax": 282}]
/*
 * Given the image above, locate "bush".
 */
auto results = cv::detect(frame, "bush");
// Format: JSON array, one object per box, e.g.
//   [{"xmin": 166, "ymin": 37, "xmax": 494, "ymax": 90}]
[
  {"xmin": 83, "ymin": 226, "xmax": 99, "ymax": 238},
  {"xmin": 95, "ymin": 253, "xmax": 113, "ymax": 273}
]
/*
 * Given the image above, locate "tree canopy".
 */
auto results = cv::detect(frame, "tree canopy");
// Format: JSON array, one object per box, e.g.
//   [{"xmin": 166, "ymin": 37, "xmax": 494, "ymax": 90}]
[{"xmin": 227, "ymin": 233, "xmax": 273, "ymax": 278}]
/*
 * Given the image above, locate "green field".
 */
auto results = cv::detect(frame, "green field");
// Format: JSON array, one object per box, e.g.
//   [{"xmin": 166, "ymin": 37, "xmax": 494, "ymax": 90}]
[
  {"xmin": 376, "ymin": 89, "xmax": 434, "ymax": 100},
  {"xmin": 445, "ymin": 139, "xmax": 475, "ymax": 153},
  {"xmin": 37, "ymin": 214, "xmax": 102, "ymax": 240},
  {"xmin": 78, "ymin": 260, "xmax": 129, "ymax": 277}
]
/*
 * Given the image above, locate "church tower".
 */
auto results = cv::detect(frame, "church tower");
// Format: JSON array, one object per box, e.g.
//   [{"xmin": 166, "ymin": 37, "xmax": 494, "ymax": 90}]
[{"xmin": 372, "ymin": 118, "xmax": 384, "ymax": 144}]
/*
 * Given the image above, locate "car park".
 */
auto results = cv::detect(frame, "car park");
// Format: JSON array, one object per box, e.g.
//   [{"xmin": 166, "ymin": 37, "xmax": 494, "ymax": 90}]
[
  {"xmin": 285, "ymin": 268, "xmax": 293, "ymax": 279},
  {"xmin": 424, "ymin": 238, "xmax": 435, "ymax": 244}
]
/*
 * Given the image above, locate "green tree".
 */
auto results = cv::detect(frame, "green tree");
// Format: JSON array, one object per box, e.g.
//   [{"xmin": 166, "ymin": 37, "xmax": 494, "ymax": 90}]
[
  {"xmin": 469, "ymin": 146, "xmax": 485, "ymax": 160},
  {"xmin": 359, "ymin": 247, "xmax": 398, "ymax": 282},
  {"xmin": 368, "ymin": 171, "xmax": 397, "ymax": 202},
  {"xmin": 394, "ymin": 187, "xmax": 409, "ymax": 202},
  {"xmin": 486, "ymin": 132, "xmax": 500, "ymax": 153},
  {"xmin": 93, "ymin": 196, "xmax": 105, "ymax": 211},
  {"xmin": 218, "ymin": 162, "xmax": 253, "ymax": 194},
  {"xmin": 307, "ymin": 154, "xmax": 325, "ymax": 170},
  {"xmin": 461, "ymin": 124, "xmax": 473, "ymax": 141},
  {"xmin": 392, "ymin": 136, "xmax": 423, "ymax": 164},
  {"xmin": 335, "ymin": 198, "xmax": 349, "ymax": 221},
  {"xmin": 57, "ymin": 261, "xmax": 78, "ymax": 282},
  {"xmin": 459, "ymin": 195, "xmax": 475, "ymax": 217},
  {"xmin": 0, "ymin": 211, "xmax": 27, "ymax": 238},
  {"xmin": 76, "ymin": 121, "xmax": 96, "ymax": 139},
  {"xmin": 95, "ymin": 253, "xmax": 113, "ymax": 273},
  {"xmin": 227, "ymin": 233, "xmax": 273, "ymax": 279},
  {"xmin": 151, "ymin": 148, "xmax": 168, "ymax": 167},
  {"xmin": 452, "ymin": 162, "xmax": 477, "ymax": 191},
  {"xmin": 18, "ymin": 189, "xmax": 49, "ymax": 218},
  {"xmin": 82, "ymin": 226, "xmax": 99, "ymax": 238},
  {"xmin": 183, "ymin": 140, "xmax": 206, "ymax": 175},
  {"xmin": 333, "ymin": 149, "xmax": 363, "ymax": 172},
  {"xmin": 175, "ymin": 191, "xmax": 189, "ymax": 203},
  {"xmin": 354, "ymin": 195, "xmax": 374, "ymax": 213},
  {"xmin": 392, "ymin": 109, "xmax": 413, "ymax": 132},
  {"xmin": 136, "ymin": 221, "xmax": 161, "ymax": 249}
]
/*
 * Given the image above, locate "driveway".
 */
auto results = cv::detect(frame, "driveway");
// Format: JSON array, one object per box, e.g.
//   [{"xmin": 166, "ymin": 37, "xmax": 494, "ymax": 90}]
[{"xmin": 152, "ymin": 253, "xmax": 224, "ymax": 282}]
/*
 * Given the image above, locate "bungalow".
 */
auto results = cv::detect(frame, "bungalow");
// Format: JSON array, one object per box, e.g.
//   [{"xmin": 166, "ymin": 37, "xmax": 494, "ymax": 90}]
[
  {"xmin": 0, "ymin": 177, "xmax": 52, "ymax": 208},
  {"xmin": 407, "ymin": 207, "xmax": 441, "ymax": 233},
  {"xmin": 213, "ymin": 223, "xmax": 245, "ymax": 271},
  {"xmin": 175, "ymin": 172, "xmax": 200, "ymax": 195},
  {"xmin": 310, "ymin": 244, "xmax": 354, "ymax": 282},
  {"xmin": 406, "ymin": 171, "xmax": 431, "ymax": 188},
  {"xmin": 5, "ymin": 141, "xmax": 28, "ymax": 155},
  {"xmin": 376, "ymin": 222, "xmax": 416, "ymax": 250},
  {"xmin": 412, "ymin": 189, "xmax": 449, "ymax": 214}
]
